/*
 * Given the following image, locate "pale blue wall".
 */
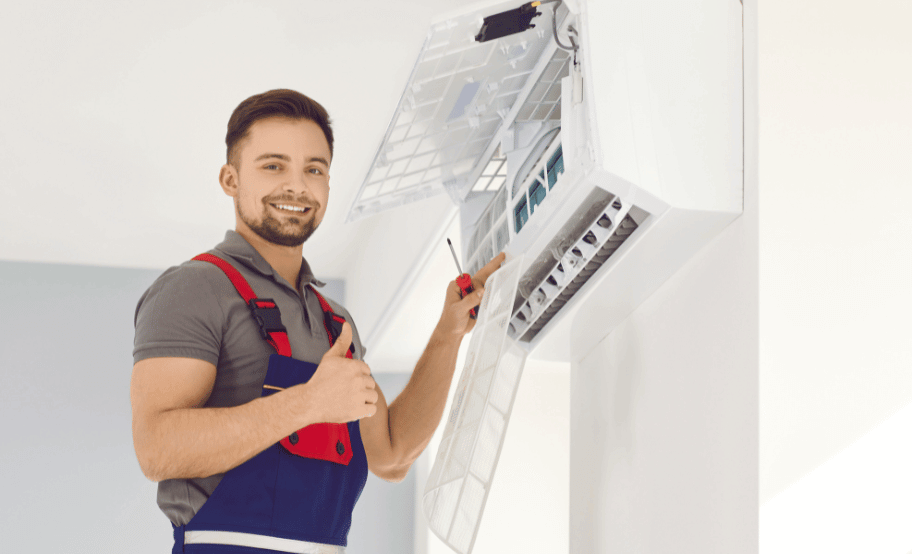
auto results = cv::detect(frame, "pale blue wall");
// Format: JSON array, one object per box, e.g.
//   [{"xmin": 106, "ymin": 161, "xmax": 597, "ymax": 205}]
[{"xmin": 0, "ymin": 260, "xmax": 413, "ymax": 553}]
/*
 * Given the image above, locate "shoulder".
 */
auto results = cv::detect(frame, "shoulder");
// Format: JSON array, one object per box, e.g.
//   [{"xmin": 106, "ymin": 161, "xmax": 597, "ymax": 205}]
[
  {"xmin": 134, "ymin": 251, "xmax": 262, "ymax": 332},
  {"xmin": 137, "ymin": 258, "xmax": 228, "ymax": 308},
  {"xmin": 133, "ymin": 256, "xmax": 234, "ymax": 365}
]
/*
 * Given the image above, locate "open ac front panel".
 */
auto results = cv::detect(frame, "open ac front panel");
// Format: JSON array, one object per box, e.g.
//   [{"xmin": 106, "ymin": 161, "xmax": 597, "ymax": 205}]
[
  {"xmin": 348, "ymin": 0, "xmax": 744, "ymax": 358},
  {"xmin": 461, "ymin": 116, "xmax": 668, "ymax": 351}
]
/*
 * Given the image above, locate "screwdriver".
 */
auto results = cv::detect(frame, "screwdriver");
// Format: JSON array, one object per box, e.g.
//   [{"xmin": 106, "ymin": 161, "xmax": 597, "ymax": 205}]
[{"xmin": 447, "ymin": 238, "xmax": 478, "ymax": 319}]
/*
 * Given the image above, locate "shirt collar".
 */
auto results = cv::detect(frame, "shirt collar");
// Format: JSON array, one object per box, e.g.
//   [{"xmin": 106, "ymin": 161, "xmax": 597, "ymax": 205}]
[{"xmin": 212, "ymin": 230, "xmax": 326, "ymax": 290}]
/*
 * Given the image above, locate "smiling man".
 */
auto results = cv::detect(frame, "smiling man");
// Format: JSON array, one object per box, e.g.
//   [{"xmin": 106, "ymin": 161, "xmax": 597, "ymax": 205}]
[
  {"xmin": 228, "ymin": 117, "xmax": 329, "ymax": 252},
  {"xmin": 130, "ymin": 89, "xmax": 504, "ymax": 554}
]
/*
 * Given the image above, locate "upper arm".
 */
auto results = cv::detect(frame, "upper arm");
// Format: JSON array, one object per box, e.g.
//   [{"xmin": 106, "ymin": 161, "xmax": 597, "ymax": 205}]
[
  {"xmin": 360, "ymin": 381, "xmax": 407, "ymax": 482},
  {"xmin": 130, "ymin": 357, "xmax": 217, "ymax": 474}
]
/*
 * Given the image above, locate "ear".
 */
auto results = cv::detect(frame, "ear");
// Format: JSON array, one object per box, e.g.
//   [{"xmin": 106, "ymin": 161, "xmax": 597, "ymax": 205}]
[{"xmin": 219, "ymin": 163, "xmax": 239, "ymax": 198}]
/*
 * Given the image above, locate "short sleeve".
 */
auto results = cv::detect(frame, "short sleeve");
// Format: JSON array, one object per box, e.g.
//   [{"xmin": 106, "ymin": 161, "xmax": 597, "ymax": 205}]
[{"xmin": 133, "ymin": 262, "xmax": 224, "ymax": 365}]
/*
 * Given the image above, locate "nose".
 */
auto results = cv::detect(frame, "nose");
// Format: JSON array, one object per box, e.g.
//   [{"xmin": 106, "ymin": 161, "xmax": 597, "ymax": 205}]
[{"xmin": 284, "ymin": 171, "xmax": 310, "ymax": 194}]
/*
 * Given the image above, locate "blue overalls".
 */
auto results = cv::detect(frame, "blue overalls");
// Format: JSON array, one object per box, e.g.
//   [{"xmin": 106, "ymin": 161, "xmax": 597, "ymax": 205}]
[{"xmin": 170, "ymin": 253, "xmax": 369, "ymax": 553}]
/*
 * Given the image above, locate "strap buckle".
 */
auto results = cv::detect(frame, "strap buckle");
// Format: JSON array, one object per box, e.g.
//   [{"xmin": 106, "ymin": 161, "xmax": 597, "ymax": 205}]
[{"xmin": 248, "ymin": 298, "xmax": 287, "ymax": 340}]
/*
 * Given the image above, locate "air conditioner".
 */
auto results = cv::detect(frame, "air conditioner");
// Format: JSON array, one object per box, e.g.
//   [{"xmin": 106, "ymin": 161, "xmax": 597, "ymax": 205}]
[
  {"xmin": 347, "ymin": 2, "xmax": 743, "ymax": 552},
  {"xmin": 346, "ymin": 0, "xmax": 743, "ymax": 357}
]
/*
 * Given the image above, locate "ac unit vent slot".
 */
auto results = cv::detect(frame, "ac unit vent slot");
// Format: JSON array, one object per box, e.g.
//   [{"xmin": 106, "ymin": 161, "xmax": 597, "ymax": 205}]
[
  {"xmin": 508, "ymin": 211, "xmax": 641, "ymax": 343},
  {"xmin": 512, "ymin": 187, "xmax": 614, "ymax": 314}
]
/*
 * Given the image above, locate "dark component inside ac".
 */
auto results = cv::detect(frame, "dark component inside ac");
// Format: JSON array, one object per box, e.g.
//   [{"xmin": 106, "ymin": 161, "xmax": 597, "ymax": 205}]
[{"xmin": 474, "ymin": 3, "xmax": 541, "ymax": 43}]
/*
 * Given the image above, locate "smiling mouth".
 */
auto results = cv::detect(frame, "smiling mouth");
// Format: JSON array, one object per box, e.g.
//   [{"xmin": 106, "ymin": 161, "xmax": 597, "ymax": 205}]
[{"xmin": 270, "ymin": 203, "xmax": 311, "ymax": 215}]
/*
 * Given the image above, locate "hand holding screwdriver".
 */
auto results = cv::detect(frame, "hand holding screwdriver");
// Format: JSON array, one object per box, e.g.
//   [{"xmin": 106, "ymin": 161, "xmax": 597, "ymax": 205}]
[{"xmin": 447, "ymin": 238, "xmax": 479, "ymax": 319}]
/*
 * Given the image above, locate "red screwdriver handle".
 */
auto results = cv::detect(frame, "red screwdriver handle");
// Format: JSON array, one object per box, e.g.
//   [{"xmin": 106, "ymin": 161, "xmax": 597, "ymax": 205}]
[{"xmin": 455, "ymin": 273, "xmax": 478, "ymax": 319}]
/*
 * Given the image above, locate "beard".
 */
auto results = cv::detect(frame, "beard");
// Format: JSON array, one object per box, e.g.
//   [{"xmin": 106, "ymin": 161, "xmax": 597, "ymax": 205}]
[{"xmin": 237, "ymin": 196, "xmax": 320, "ymax": 247}]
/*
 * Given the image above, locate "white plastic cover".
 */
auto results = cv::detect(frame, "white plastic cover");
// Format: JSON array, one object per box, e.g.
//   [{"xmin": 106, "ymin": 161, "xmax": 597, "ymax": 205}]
[
  {"xmin": 423, "ymin": 254, "xmax": 527, "ymax": 554},
  {"xmin": 345, "ymin": 2, "xmax": 560, "ymax": 222}
]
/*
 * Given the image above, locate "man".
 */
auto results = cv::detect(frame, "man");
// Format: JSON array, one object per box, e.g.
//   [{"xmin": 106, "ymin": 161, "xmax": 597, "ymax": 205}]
[{"xmin": 131, "ymin": 88, "xmax": 504, "ymax": 553}]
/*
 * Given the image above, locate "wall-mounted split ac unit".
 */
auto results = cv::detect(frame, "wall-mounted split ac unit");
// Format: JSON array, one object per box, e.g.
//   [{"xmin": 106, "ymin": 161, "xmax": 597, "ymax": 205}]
[
  {"xmin": 347, "ymin": 1, "xmax": 742, "ymax": 551},
  {"xmin": 347, "ymin": 0, "xmax": 742, "ymax": 358}
]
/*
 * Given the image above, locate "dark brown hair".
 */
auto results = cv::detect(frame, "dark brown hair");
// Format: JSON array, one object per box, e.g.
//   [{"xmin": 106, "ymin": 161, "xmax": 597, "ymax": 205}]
[{"xmin": 225, "ymin": 89, "xmax": 334, "ymax": 167}]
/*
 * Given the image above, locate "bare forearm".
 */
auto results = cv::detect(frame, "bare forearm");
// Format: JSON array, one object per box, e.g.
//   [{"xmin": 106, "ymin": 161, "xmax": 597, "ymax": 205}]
[
  {"xmin": 383, "ymin": 252, "xmax": 504, "ymax": 470},
  {"xmin": 387, "ymin": 327, "xmax": 463, "ymax": 465},
  {"xmin": 137, "ymin": 389, "xmax": 312, "ymax": 481}
]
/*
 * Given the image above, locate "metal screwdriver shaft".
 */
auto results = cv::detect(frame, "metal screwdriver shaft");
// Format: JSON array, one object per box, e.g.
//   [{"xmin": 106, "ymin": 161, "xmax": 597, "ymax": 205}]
[{"xmin": 446, "ymin": 238, "xmax": 462, "ymax": 274}]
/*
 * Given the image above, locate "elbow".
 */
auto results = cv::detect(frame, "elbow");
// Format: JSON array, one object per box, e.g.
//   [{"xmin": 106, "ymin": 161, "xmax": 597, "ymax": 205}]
[
  {"xmin": 373, "ymin": 461, "xmax": 412, "ymax": 483},
  {"xmin": 383, "ymin": 465, "xmax": 411, "ymax": 483},
  {"xmin": 135, "ymin": 445, "xmax": 165, "ymax": 482},
  {"xmin": 133, "ymin": 412, "xmax": 185, "ymax": 482},
  {"xmin": 385, "ymin": 449, "xmax": 420, "ymax": 483},
  {"xmin": 133, "ymin": 426, "xmax": 168, "ymax": 482},
  {"xmin": 141, "ymin": 466, "xmax": 163, "ymax": 483},
  {"xmin": 392, "ymin": 462, "xmax": 412, "ymax": 483},
  {"xmin": 136, "ymin": 456, "xmax": 160, "ymax": 482},
  {"xmin": 135, "ymin": 442, "xmax": 192, "ymax": 482}
]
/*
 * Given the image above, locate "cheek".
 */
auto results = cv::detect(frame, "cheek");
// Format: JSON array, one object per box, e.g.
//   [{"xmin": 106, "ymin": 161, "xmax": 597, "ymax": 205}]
[
  {"xmin": 316, "ymin": 181, "xmax": 330, "ymax": 206},
  {"xmin": 314, "ymin": 185, "xmax": 330, "ymax": 221},
  {"xmin": 238, "ymin": 176, "xmax": 267, "ymax": 203},
  {"xmin": 236, "ymin": 187, "xmax": 266, "ymax": 217},
  {"xmin": 238, "ymin": 188, "xmax": 255, "ymax": 207}
]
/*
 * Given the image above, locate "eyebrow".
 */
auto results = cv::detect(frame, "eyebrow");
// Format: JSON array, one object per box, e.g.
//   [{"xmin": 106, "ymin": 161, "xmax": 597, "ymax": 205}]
[{"xmin": 254, "ymin": 153, "xmax": 330, "ymax": 166}]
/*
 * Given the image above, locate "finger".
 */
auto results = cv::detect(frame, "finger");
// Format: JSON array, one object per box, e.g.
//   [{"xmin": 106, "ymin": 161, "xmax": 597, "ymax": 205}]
[
  {"xmin": 457, "ymin": 286, "xmax": 485, "ymax": 313},
  {"xmin": 445, "ymin": 279, "xmax": 463, "ymax": 303},
  {"xmin": 473, "ymin": 252, "xmax": 506, "ymax": 286},
  {"xmin": 323, "ymin": 321, "xmax": 353, "ymax": 359}
]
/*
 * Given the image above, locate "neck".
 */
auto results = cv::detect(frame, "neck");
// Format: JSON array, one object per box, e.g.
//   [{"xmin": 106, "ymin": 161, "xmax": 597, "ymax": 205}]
[{"xmin": 235, "ymin": 226, "xmax": 304, "ymax": 289}]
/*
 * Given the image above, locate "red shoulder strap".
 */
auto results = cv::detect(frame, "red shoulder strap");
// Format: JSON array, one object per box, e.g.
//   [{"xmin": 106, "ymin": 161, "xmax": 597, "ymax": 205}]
[
  {"xmin": 307, "ymin": 285, "xmax": 354, "ymax": 360},
  {"xmin": 192, "ymin": 253, "xmax": 293, "ymax": 357}
]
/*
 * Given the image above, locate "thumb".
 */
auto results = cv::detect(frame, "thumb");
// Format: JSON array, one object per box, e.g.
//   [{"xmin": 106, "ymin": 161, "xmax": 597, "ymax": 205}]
[{"xmin": 324, "ymin": 321, "xmax": 353, "ymax": 359}]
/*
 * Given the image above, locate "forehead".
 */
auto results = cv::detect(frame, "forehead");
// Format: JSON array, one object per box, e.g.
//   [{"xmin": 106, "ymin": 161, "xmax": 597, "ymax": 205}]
[{"xmin": 240, "ymin": 117, "xmax": 331, "ymax": 161}]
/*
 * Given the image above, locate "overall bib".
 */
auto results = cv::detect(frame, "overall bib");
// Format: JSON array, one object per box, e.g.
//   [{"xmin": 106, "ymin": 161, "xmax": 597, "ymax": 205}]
[{"xmin": 171, "ymin": 253, "xmax": 368, "ymax": 553}]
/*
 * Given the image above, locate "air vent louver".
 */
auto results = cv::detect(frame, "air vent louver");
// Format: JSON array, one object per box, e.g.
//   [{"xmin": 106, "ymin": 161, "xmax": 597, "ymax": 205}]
[{"xmin": 509, "ymin": 202, "xmax": 642, "ymax": 343}]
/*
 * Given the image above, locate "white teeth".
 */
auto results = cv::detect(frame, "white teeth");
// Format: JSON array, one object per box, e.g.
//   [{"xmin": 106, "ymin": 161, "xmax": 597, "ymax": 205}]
[{"xmin": 274, "ymin": 204, "xmax": 307, "ymax": 213}]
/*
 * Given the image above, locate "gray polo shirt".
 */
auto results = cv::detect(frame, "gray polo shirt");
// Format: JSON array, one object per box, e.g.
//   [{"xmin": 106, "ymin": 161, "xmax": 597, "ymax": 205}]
[{"xmin": 133, "ymin": 230, "xmax": 365, "ymax": 526}]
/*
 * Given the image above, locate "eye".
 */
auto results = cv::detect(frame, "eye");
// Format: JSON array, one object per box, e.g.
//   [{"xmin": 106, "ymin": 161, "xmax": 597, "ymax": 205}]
[
  {"xmin": 308, "ymin": 167, "xmax": 325, "ymax": 175},
  {"xmin": 264, "ymin": 164, "xmax": 280, "ymax": 170}
]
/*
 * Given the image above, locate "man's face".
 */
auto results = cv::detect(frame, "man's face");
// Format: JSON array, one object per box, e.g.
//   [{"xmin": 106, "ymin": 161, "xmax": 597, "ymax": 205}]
[{"xmin": 224, "ymin": 117, "xmax": 331, "ymax": 247}]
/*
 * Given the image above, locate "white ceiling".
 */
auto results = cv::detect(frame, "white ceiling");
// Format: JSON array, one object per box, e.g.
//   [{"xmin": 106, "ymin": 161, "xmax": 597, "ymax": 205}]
[
  {"xmin": 0, "ymin": 0, "xmax": 461, "ymax": 272},
  {"xmin": 0, "ymin": 0, "xmax": 472, "ymax": 361}
]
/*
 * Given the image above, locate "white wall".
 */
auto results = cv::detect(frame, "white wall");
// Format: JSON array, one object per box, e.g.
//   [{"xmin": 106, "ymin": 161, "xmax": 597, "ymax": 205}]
[
  {"xmin": 567, "ymin": 0, "xmax": 758, "ymax": 550},
  {"xmin": 759, "ymin": 0, "xmax": 912, "ymax": 500},
  {"xmin": 759, "ymin": 0, "xmax": 912, "ymax": 550},
  {"xmin": 569, "ymin": 162, "xmax": 758, "ymax": 552},
  {"xmin": 566, "ymin": 0, "xmax": 912, "ymax": 550}
]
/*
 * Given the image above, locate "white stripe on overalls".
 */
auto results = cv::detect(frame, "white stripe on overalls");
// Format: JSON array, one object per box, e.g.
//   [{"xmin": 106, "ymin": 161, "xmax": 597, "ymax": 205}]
[{"xmin": 184, "ymin": 530, "xmax": 346, "ymax": 554}]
